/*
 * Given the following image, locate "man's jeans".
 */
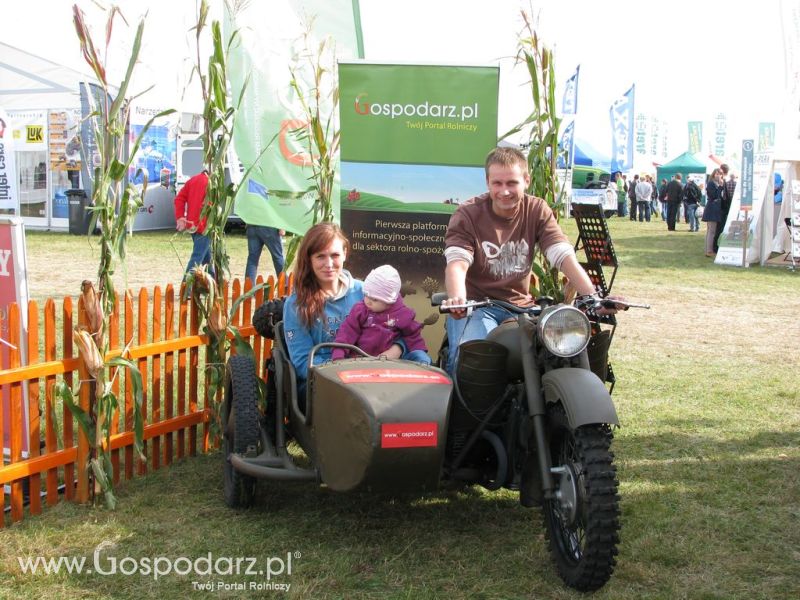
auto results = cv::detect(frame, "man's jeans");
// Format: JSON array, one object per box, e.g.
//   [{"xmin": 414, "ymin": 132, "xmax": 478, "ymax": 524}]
[
  {"xmin": 445, "ymin": 305, "xmax": 515, "ymax": 376},
  {"xmin": 686, "ymin": 203, "xmax": 699, "ymax": 231},
  {"xmin": 637, "ymin": 201, "xmax": 651, "ymax": 222},
  {"xmin": 187, "ymin": 233, "xmax": 211, "ymax": 273},
  {"xmin": 245, "ymin": 225, "xmax": 285, "ymax": 285}
]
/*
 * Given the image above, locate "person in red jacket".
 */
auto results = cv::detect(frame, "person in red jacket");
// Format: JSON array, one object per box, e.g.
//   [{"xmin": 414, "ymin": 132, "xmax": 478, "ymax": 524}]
[{"xmin": 174, "ymin": 171, "xmax": 211, "ymax": 273}]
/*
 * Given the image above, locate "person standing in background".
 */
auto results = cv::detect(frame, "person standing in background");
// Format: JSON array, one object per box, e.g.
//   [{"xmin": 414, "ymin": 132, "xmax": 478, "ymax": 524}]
[
  {"xmin": 703, "ymin": 168, "xmax": 725, "ymax": 256},
  {"xmin": 174, "ymin": 170, "xmax": 211, "ymax": 273},
  {"xmin": 245, "ymin": 225, "xmax": 285, "ymax": 285},
  {"xmin": 716, "ymin": 163, "xmax": 734, "ymax": 250},
  {"xmin": 665, "ymin": 173, "xmax": 683, "ymax": 231},
  {"xmin": 635, "ymin": 175, "xmax": 653, "ymax": 222},
  {"xmin": 616, "ymin": 172, "xmax": 628, "ymax": 217},
  {"xmin": 658, "ymin": 178, "xmax": 669, "ymax": 222},
  {"xmin": 628, "ymin": 174, "xmax": 639, "ymax": 221}
]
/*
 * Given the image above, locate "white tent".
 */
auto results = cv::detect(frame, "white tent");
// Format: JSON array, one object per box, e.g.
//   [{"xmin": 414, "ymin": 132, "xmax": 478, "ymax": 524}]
[{"xmin": 0, "ymin": 42, "xmax": 106, "ymax": 110}]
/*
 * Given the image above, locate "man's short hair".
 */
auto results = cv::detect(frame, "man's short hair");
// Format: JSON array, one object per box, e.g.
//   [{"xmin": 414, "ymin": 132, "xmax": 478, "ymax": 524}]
[
  {"xmin": 720, "ymin": 163, "xmax": 730, "ymax": 175},
  {"xmin": 485, "ymin": 146, "xmax": 528, "ymax": 177}
]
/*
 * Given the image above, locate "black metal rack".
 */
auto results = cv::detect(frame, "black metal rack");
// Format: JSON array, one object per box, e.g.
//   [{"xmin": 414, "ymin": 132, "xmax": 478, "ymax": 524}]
[
  {"xmin": 572, "ymin": 203, "xmax": 618, "ymax": 326},
  {"xmin": 571, "ymin": 204, "xmax": 620, "ymax": 390}
]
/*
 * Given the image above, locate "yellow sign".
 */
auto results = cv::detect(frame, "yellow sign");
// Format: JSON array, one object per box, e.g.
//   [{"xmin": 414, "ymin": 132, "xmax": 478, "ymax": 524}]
[{"xmin": 26, "ymin": 126, "xmax": 43, "ymax": 143}]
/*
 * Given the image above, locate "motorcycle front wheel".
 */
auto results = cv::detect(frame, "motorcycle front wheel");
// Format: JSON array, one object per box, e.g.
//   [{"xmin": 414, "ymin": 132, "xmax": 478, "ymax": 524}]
[{"xmin": 543, "ymin": 405, "xmax": 620, "ymax": 592}]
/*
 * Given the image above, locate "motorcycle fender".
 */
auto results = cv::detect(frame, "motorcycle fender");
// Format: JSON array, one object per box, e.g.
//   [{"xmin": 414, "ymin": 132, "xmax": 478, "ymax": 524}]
[{"xmin": 541, "ymin": 368, "xmax": 619, "ymax": 428}]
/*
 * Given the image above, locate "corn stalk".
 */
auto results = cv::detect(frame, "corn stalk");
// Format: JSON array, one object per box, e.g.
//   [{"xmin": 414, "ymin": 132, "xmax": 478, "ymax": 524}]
[
  {"xmin": 184, "ymin": 0, "xmax": 263, "ymax": 442},
  {"xmin": 284, "ymin": 25, "xmax": 341, "ymax": 268},
  {"xmin": 500, "ymin": 8, "xmax": 569, "ymax": 301},
  {"xmin": 56, "ymin": 3, "xmax": 173, "ymax": 509}
]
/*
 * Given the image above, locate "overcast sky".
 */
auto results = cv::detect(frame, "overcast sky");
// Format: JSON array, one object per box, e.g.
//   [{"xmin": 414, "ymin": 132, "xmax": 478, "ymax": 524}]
[{"xmin": 2, "ymin": 0, "xmax": 789, "ymax": 159}]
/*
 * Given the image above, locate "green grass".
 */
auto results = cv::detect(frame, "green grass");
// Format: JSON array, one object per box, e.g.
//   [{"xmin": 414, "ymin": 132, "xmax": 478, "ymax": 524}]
[{"xmin": 2, "ymin": 218, "xmax": 799, "ymax": 599}]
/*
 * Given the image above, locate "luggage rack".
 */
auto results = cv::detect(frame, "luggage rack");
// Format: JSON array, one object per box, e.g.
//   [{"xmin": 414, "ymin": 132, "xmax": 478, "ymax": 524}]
[
  {"xmin": 571, "ymin": 204, "xmax": 619, "ymax": 391},
  {"xmin": 572, "ymin": 203, "xmax": 618, "ymax": 326}
]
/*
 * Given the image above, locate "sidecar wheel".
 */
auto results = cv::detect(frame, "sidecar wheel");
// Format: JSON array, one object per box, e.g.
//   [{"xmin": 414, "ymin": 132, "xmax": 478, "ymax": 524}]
[
  {"xmin": 222, "ymin": 355, "xmax": 260, "ymax": 508},
  {"xmin": 542, "ymin": 405, "xmax": 620, "ymax": 592}
]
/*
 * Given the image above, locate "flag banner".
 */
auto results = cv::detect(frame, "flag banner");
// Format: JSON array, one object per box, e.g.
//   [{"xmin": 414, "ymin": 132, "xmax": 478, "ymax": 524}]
[
  {"xmin": 649, "ymin": 116, "xmax": 660, "ymax": 158},
  {"xmin": 714, "ymin": 113, "xmax": 727, "ymax": 157},
  {"xmin": 557, "ymin": 119, "xmax": 575, "ymax": 168},
  {"xmin": 758, "ymin": 122, "xmax": 775, "ymax": 152},
  {"xmin": 0, "ymin": 108, "xmax": 18, "ymax": 212},
  {"xmin": 610, "ymin": 85, "xmax": 634, "ymax": 172},
  {"xmin": 716, "ymin": 145, "xmax": 772, "ymax": 266},
  {"xmin": 562, "ymin": 65, "xmax": 579, "ymax": 115},
  {"xmin": 635, "ymin": 113, "xmax": 647, "ymax": 155},
  {"xmin": 225, "ymin": 0, "xmax": 364, "ymax": 235},
  {"xmin": 740, "ymin": 139, "xmax": 755, "ymax": 210},
  {"xmin": 780, "ymin": 1, "xmax": 800, "ymax": 144},
  {"xmin": 688, "ymin": 121, "xmax": 703, "ymax": 154},
  {"xmin": 339, "ymin": 61, "xmax": 499, "ymax": 350}
]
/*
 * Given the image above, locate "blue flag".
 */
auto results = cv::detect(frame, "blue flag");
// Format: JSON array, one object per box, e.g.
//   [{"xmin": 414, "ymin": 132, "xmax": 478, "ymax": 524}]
[
  {"xmin": 562, "ymin": 65, "xmax": 580, "ymax": 115},
  {"xmin": 558, "ymin": 120, "xmax": 575, "ymax": 169},
  {"xmin": 610, "ymin": 84, "xmax": 635, "ymax": 172}
]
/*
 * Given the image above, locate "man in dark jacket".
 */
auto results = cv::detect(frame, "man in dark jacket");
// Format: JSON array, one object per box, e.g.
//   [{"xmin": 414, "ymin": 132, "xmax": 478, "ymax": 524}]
[
  {"xmin": 628, "ymin": 174, "xmax": 639, "ymax": 221},
  {"xmin": 716, "ymin": 163, "xmax": 734, "ymax": 249},
  {"xmin": 665, "ymin": 173, "xmax": 684, "ymax": 231}
]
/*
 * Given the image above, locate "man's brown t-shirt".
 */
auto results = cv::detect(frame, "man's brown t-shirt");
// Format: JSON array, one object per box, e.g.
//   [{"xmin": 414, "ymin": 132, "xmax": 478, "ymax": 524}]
[{"xmin": 444, "ymin": 193, "xmax": 567, "ymax": 305}]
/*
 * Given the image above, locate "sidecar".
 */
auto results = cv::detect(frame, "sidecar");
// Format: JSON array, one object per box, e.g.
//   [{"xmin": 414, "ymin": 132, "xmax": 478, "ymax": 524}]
[{"xmin": 221, "ymin": 309, "xmax": 453, "ymax": 507}]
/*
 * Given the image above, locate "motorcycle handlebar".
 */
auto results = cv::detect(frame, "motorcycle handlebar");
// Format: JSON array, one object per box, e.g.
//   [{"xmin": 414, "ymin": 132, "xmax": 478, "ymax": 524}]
[
  {"xmin": 431, "ymin": 292, "xmax": 650, "ymax": 314},
  {"xmin": 431, "ymin": 293, "xmax": 538, "ymax": 315}
]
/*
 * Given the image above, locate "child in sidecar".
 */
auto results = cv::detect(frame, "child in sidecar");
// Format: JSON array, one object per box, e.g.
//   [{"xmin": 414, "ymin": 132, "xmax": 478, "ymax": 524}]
[{"xmin": 332, "ymin": 265, "xmax": 431, "ymax": 365}]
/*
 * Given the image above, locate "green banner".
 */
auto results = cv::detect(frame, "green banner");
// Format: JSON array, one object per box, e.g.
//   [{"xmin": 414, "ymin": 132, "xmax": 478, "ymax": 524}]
[
  {"xmin": 339, "ymin": 63, "xmax": 498, "ymax": 166},
  {"xmin": 224, "ymin": 1, "xmax": 363, "ymax": 235},
  {"xmin": 339, "ymin": 62, "xmax": 499, "ymax": 349},
  {"xmin": 758, "ymin": 122, "xmax": 775, "ymax": 152},
  {"xmin": 688, "ymin": 121, "xmax": 703, "ymax": 154}
]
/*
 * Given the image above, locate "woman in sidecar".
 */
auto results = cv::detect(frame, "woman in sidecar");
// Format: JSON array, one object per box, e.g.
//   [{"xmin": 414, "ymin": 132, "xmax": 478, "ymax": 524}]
[
  {"xmin": 281, "ymin": 222, "xmax": 402, "ymax": 398},
  {"xmin": 222, "ymin": 223, "xmax": 450, "ymax": 509}
]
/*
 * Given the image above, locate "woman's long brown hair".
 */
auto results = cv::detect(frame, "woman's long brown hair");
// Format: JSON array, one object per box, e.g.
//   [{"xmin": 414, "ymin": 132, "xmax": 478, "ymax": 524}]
[{"xmin": 294, "ymin": 222, "xmax": 350, "ymax": 328}]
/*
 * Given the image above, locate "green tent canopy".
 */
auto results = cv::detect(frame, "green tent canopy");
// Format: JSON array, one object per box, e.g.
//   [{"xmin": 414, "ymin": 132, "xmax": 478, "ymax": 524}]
[{"xmin": 656, "ymin": 151, "xmax": 707, "ymax": 185}]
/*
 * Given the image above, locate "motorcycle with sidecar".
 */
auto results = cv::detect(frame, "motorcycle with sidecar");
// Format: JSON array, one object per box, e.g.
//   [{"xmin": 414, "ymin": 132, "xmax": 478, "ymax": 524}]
[{"xmin": 222, "ymin": 293, "xmax": 636, "ymax": 591}]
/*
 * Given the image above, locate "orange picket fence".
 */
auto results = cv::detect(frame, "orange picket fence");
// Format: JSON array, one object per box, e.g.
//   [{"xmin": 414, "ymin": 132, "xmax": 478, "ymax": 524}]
[{"xmin": 0, "ymin": 274, "xmax": 291, "ymax": 527}]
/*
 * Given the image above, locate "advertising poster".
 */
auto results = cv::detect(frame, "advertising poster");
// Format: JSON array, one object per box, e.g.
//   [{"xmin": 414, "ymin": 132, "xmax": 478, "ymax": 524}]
[
  {"xmin": 338, "ymin": 62, "xmax": 499, "ymax": 350},
  {"xmin": 716, "ymin": 149, "xmax": 773, "ymax": 266},
  {"xmin": 0, "ymin": 108, "xmax": 18, "ymax": 212},
  {"xmin": 0, "ymin": 217, "xmax": 30, "ymax": 456},
  {"xmin": 128, "ymin": 105, "xmax": 178, "ymax": 231},
  {"xmin": 48, "ymin": 109, "xmax": 82, "ymax": 220}
]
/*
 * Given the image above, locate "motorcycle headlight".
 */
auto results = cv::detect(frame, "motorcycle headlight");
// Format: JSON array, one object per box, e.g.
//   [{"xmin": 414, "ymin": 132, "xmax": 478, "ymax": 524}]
[{"xmin": 537, "ymin": 306, "xmax": 591, "ymax": 357}]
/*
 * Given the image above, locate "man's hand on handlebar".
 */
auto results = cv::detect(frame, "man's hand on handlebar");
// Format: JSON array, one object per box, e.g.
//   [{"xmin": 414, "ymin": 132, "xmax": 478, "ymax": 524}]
[{"xmin": 440, "ymin": 296, "xmax": 470, "ymax": 319}]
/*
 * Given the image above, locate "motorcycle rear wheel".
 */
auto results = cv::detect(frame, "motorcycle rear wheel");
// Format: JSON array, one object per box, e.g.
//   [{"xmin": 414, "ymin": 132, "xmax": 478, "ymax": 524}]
[{"xmin": 543, "ymin": 405, "xmax": 620, "ymax": 592}]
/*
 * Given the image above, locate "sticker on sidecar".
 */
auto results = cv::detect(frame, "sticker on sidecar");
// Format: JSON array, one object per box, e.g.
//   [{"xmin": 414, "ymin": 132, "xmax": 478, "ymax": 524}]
[
  {"xmin": 337, "ymin": 369, "xmax": 450, "ymax": 384},
  {"xmin": 381, "ymin": 422, "xmax": 438, "ymax": 448}
]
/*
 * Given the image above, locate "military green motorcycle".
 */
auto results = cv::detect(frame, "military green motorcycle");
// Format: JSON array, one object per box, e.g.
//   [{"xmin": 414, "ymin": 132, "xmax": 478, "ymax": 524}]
[{"xmin": 222, "ymin": 293, "xmax": 635, "ymax": 591}]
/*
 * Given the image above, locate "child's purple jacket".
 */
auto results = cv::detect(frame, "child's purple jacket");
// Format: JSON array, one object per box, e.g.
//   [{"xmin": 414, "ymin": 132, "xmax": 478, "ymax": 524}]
[{"xmin": 331, "ymin": 297, "xmax": 427, "ymax": 360}]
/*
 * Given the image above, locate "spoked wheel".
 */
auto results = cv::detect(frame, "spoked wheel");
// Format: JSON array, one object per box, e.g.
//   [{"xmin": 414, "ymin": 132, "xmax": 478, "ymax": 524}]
[
  {"xmin": 542, "ymin": 405, "xmax": 620, "ymax": 592},
  {"xmin": 222, "ymin": 355, "xmax": 261, "ymax": 508}
]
